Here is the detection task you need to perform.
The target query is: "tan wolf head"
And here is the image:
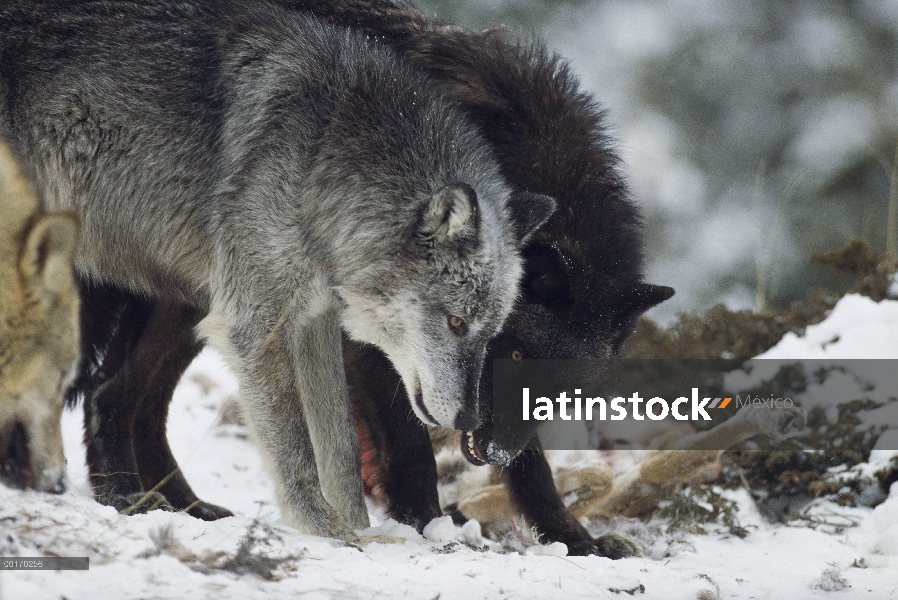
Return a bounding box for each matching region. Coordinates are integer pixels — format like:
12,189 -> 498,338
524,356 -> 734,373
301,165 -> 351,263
0,140 -> 80,493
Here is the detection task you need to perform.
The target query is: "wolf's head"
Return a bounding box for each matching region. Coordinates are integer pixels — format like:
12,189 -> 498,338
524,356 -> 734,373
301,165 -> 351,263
338,181 -> 555,430
0,141 -> 80,493
461,266 -> 674,467
284,34 -> 556,431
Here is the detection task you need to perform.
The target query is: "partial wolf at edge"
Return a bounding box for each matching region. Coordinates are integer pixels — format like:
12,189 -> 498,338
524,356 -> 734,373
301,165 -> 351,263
56,0 -> 674,559
0,0 -> 554,541
0,139 -> 80,495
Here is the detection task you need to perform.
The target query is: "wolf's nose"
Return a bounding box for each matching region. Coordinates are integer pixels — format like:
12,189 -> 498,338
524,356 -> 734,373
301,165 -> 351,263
454,409 -> 480,431
48,472 -> 68,494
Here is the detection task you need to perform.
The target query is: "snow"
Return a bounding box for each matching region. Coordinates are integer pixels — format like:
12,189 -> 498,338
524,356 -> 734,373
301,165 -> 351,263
4,294 -> 898,598
523,542 -> 567,557
459,520 -> 485,546
854,483 -> 898,558
422,516 -> 458,543
757,294 -> 898,359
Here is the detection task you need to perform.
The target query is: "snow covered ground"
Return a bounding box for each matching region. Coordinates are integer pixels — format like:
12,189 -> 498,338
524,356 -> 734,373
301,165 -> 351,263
3,293 -> 898,599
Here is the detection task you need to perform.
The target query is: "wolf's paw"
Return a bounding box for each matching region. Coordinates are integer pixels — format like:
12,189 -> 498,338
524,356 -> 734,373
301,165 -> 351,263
184,500 -> 233,521
112,491 -> 175,515
568,533 -> 641,559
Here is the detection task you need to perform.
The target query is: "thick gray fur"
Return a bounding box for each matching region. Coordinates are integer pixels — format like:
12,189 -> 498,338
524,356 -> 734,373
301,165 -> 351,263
0,0 -> 555,539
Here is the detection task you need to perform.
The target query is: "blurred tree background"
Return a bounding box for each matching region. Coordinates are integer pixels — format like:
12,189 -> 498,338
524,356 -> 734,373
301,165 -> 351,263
414,0 -> 898,322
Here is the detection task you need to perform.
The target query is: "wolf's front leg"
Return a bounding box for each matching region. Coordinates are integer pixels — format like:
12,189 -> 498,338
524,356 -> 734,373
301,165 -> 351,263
233,310 -> 365,540
505,436 -> 640,559
293,310 -> 369,530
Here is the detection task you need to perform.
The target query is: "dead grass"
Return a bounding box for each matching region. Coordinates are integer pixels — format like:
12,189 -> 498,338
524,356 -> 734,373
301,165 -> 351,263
139,519 -> 307,581
622,239 -> 898,528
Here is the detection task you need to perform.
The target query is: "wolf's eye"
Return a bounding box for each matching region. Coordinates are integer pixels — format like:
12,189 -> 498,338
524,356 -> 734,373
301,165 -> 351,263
511,349 -> 523,362
448,315 -> 467,335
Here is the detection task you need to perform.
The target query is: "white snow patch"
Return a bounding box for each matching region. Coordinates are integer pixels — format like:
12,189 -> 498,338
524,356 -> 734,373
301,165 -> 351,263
357,518 -> 422,543
758,294 -> 898,359
525,542 -> 568,557
422,516 -> 458,544
855,483 -> 898,557
459,519 -> 484,546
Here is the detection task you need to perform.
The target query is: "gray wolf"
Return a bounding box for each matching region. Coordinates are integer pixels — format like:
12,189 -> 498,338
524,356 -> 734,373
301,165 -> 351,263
0,0 -> 554,540
0,139 -> 80,494
63,0 -> 674,557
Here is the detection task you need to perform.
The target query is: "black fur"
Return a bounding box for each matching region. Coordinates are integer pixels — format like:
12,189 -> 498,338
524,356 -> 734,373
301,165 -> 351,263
73,281 -> 231,519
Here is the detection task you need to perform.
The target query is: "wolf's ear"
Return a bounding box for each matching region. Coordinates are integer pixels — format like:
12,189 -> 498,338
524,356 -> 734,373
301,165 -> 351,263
508,192 -> 556,245
20,212 -> 80,304
621,283 -> 675,318
420,183 -> 479,243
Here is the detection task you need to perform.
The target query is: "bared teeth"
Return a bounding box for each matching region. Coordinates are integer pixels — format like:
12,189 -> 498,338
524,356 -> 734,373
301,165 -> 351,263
461,431 -> 486,465
465,431 -> 485,464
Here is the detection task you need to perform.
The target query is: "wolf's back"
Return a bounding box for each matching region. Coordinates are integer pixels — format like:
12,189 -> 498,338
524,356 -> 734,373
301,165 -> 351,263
0,0 -> 499,303
0,0 -> 234,297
